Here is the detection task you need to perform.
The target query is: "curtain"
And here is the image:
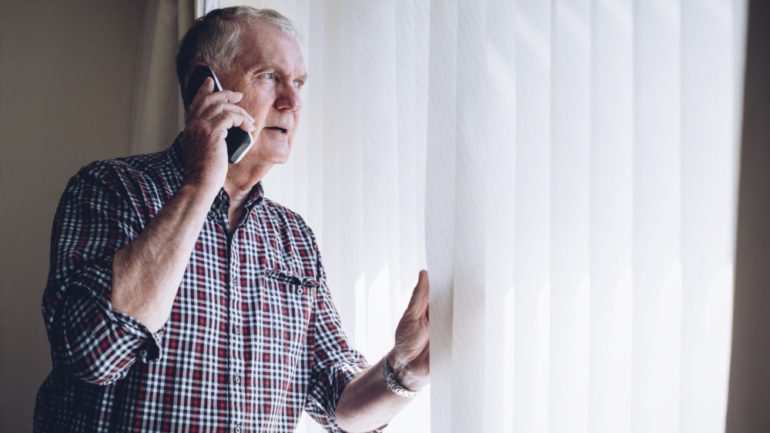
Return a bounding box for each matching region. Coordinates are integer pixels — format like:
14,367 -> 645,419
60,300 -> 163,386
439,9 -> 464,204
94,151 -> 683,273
152,1 -> 748,431
129,0 -> 196,154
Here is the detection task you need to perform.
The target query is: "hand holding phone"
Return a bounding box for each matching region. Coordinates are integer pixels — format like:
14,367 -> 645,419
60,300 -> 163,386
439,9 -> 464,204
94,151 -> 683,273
184,65 -> 254,164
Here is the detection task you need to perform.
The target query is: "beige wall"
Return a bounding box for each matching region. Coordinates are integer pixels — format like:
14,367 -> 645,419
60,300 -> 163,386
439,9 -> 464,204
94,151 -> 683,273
0,0 -> 147,430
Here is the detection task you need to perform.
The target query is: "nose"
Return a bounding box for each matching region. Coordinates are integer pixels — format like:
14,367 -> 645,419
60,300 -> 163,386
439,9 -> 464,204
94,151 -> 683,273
275,82 -> 301,112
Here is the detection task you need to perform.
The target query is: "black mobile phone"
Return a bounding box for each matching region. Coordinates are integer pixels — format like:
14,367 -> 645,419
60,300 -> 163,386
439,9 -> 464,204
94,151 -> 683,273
185,65 -> 253,164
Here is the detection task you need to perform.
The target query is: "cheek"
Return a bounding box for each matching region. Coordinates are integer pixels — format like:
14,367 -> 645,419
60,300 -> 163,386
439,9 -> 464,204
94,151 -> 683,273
242,94 -> 273,120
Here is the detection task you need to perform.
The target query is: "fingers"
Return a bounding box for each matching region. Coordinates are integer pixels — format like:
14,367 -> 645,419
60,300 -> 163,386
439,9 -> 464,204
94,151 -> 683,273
185,77 -> 256,135
210,111 -> 257,134
203,103 -> 256,129
406,269 -> 429,319
188,78 -> 245,119
194,90 -> 243,115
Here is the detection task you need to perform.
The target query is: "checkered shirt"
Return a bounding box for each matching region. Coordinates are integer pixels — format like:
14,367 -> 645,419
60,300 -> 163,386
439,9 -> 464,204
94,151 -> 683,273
34,138 -> 373,433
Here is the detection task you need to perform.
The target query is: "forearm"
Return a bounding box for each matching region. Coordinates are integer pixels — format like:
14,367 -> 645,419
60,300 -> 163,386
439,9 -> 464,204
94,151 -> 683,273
335,352 -> 423,433
111,182 -> 217,332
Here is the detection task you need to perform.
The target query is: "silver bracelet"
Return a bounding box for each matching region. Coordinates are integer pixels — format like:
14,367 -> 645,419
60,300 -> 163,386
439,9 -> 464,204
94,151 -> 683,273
381,357 -> 418,399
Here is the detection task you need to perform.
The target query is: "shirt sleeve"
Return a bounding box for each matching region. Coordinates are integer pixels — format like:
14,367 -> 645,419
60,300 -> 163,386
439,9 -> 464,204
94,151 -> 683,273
303,233 -> 384,432
42,164 -> 164,386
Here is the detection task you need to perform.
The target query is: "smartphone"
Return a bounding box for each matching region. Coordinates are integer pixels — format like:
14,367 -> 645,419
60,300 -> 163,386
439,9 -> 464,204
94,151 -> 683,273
185,65 -> 254,164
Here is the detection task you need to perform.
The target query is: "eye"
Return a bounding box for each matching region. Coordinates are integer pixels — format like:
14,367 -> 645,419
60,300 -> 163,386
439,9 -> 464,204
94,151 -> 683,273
292,79 -> 305,89
260,72 -> 276,80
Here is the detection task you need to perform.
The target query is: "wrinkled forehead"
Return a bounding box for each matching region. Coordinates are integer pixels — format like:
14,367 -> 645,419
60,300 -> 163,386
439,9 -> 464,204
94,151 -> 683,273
236,20 -> 306,75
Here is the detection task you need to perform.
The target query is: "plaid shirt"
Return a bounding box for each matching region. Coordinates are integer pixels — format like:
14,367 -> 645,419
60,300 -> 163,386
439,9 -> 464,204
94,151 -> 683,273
34,138 -> 372,433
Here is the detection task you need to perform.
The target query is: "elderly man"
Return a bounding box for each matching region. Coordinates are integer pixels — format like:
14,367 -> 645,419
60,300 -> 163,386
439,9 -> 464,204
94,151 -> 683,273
34,7 -> 429,433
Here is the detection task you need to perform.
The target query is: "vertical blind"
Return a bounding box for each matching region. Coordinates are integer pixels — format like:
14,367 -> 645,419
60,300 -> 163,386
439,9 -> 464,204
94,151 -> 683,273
211,1 -> 747,432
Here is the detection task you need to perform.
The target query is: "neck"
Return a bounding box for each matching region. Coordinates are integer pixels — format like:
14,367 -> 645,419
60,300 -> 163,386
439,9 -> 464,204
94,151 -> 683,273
224,159 -> 273,205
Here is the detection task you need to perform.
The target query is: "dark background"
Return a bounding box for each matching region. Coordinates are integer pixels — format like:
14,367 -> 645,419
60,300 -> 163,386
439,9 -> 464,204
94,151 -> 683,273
0,0 -> 148,429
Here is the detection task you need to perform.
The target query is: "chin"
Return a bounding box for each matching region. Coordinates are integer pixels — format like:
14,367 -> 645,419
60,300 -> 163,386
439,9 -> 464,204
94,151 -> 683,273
249,140 -> 292,165
257,149 -> 291,165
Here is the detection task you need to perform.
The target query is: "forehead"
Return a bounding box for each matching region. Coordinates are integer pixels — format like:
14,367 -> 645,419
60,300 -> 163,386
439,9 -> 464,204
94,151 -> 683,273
236,20 -> 306,75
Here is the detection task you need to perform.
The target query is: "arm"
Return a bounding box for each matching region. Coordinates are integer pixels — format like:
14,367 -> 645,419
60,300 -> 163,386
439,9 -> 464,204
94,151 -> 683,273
43,171 -> 217,384
334,271 -> 430,433
111,78 -> 255,332
109,181 -> 216,332
43,169 -> 160,385
43,79 -> 255,385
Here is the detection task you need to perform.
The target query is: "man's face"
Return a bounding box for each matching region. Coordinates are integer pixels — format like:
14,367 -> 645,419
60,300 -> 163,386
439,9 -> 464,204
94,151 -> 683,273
219,21 -> 306,166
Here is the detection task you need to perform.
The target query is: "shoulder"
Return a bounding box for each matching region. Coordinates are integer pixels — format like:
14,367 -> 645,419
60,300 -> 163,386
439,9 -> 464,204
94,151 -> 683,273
68,148 -> 179,198
59,147 -> 181,229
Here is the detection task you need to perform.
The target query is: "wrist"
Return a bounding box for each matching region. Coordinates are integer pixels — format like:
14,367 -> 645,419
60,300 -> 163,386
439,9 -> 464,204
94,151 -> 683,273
381,356 -> 418,399
180,179 -> 220,202
385,350 -> 426,392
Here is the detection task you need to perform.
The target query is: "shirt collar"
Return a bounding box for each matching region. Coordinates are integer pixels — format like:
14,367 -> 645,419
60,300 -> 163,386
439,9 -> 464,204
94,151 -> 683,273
236,182 -> 265,211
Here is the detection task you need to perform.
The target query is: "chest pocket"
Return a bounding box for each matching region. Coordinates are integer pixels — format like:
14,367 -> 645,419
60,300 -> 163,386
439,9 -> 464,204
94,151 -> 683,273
259,268 -> 317,364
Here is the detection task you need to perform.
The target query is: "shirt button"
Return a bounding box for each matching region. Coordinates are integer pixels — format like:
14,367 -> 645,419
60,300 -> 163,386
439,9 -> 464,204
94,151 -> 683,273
296,287 -> 304,295
233,326 -> 240,335
234,375 -> 241,384
235,426 -> 241,433
139,349 -> 148,359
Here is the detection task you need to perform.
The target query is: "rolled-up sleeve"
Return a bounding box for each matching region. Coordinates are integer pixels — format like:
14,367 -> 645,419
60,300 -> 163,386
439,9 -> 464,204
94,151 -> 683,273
42,164 -> 163,386
303,232 -> 382,432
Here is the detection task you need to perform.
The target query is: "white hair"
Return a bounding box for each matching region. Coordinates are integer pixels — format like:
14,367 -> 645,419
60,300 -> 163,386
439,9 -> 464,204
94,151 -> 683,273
176,6 -> 300,107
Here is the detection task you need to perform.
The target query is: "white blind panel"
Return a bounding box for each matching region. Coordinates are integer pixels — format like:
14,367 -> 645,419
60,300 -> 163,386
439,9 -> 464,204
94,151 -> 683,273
452,0 -> 488,432
679,0 -> 740,432
513,1 -> 552,432
424,0 -> 458,432
483,1 -> 518,432
632,1 -> 683,433
213,1 -> 746,432
551,0 -> 592,432
589,1 -> 634,433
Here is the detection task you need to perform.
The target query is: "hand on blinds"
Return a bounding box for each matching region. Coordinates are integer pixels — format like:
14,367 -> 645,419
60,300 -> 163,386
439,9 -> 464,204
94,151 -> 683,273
387,270 -> 430,392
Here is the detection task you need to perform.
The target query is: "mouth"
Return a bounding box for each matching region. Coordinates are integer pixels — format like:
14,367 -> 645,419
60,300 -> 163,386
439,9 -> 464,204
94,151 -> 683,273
264,126 -> 288,134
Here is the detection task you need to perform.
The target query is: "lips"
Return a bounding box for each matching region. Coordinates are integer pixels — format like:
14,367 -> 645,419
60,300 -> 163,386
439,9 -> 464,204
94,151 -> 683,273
265,126 -> 288,134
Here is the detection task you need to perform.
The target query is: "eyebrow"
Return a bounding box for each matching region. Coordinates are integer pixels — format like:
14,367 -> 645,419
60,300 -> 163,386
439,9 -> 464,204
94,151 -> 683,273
249,63 -> 308,82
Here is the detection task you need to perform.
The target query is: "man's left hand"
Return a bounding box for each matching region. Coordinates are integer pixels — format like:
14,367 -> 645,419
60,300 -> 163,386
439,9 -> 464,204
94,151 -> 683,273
387,270 -> 430,391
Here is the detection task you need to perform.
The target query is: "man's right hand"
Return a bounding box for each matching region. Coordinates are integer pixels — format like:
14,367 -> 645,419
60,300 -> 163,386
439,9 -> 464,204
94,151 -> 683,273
179,77 -> 256,194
